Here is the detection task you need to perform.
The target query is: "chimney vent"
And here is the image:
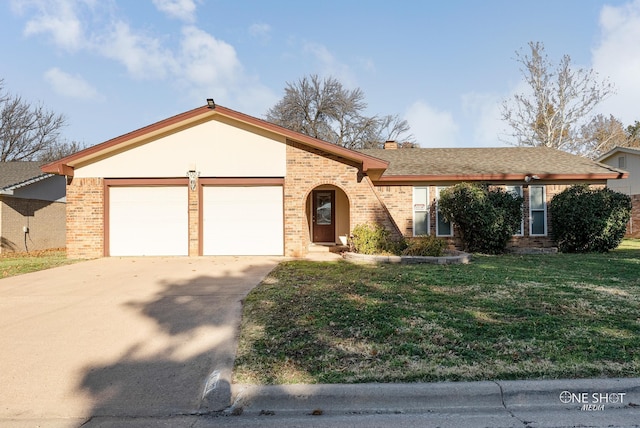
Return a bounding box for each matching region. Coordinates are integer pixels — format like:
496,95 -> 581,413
384,140 -> 398,150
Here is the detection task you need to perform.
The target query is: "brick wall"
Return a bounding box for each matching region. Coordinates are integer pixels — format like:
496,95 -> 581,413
374,183 -> 593,251
0,196 -> 66,253
66,177 -> 104,259
626,195 -> 640,238
284,141 -> 400,257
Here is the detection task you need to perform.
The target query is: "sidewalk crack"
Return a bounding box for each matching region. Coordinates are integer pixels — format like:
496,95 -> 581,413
493,380 -> 530,426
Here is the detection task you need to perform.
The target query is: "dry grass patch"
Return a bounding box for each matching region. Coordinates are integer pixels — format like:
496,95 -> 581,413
234,240 -> 640,384
0,249 -> 76,278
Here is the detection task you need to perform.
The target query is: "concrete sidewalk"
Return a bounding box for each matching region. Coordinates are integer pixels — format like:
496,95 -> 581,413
78,378 -> 640,427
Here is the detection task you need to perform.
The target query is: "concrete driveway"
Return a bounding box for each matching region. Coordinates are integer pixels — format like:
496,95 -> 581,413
0,256 -> 280,426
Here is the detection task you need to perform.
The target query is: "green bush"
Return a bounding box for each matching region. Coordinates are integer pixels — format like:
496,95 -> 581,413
438,183 -> 523,254
401,235 -> 447,257
349,223 -> 406,255
549,185 -> 631,253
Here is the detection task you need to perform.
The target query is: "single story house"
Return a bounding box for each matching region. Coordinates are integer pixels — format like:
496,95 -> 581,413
597,147 -> 640,237
1,162 -> 66,253
41,103 -> 627,258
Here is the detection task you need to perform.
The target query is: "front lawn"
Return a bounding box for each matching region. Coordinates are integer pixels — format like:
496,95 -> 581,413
0,249 -> 75,278
234,240 -> 640,384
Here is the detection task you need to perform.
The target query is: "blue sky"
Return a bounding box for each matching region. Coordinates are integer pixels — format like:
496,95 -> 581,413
1,0 -> 639,149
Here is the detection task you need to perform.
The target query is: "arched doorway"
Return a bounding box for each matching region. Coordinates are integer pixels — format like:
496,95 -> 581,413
306,184 -> 350,245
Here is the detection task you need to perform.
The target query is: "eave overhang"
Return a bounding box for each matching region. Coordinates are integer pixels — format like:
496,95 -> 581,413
372,171 -> 628,184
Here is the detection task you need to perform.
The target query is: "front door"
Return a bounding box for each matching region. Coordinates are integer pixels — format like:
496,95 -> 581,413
312,190 -> 335,243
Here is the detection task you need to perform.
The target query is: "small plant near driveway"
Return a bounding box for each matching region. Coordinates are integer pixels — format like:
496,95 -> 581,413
234,240 -> 640,384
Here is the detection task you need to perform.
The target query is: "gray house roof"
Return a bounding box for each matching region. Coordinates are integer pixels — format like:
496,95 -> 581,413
0,162 -> 51,191
359,147 -> 626,181
596,146 -> 640,162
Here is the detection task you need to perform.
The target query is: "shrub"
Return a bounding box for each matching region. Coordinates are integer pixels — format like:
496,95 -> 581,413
349,223 -> 406,255
438,183 -> 523,254
401,235 -> 447,257
549,185 -> 631,253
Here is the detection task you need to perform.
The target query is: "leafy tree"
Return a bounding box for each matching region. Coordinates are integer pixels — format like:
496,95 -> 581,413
579,114 -> 638,159
0,78 -> 81,162
438,183 -> 523,254
549,185 -> 631,252
627,120 -> 640,141
501,42 -> 614,156
266,74 -> 414,149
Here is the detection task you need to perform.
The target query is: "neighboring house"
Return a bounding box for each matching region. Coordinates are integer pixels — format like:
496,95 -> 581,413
0,162 -> 66,253
41,104 -> 626,258
597,147 -> 640,237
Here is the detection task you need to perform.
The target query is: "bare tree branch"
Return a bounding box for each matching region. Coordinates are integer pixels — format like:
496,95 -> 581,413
0,78 -> 70,162
501,42 -> 614,157
266,74 -> 414,149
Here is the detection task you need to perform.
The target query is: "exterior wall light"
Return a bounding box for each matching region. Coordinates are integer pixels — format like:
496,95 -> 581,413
206,98 -> 216,109
187,169 -> 200,191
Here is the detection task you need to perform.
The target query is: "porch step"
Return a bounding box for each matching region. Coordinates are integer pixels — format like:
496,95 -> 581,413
308,244 -> 349,253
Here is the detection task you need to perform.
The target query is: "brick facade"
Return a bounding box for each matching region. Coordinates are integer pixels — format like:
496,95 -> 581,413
0,196 -> 66,253
283,140 -> 400,257
375,183 -> 588,251
66,177 -> 104,259
627,195 -> 640,238
62,145 -> 613,258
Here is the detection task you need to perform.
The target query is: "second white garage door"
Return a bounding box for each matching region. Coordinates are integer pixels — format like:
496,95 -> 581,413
109,186 -> 189,256
202,186 -> 283,255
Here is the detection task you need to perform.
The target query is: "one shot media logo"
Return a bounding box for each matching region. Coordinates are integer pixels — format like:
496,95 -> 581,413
559,390 -> 626,411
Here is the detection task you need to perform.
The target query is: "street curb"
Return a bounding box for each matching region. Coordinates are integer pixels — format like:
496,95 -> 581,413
229,378 -> 640,416
230,382 -> 505,415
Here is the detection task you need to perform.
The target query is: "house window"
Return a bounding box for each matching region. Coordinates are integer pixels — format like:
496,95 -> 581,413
529,185 -> 547,236
618,156 -> 626,169
412,187 -> 429,236
436,187 -> 452,237
505,185 -> 524,236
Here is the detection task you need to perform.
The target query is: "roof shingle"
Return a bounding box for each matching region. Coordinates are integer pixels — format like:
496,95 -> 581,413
0,162 -> 48,189
358,147 -> 623,179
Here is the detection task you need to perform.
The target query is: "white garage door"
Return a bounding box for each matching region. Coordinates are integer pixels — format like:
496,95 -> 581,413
203,186 -> 283,255
109,186 -> 188,256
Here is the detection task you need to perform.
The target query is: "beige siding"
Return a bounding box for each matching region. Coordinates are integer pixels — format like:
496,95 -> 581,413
74,118 -> 286,179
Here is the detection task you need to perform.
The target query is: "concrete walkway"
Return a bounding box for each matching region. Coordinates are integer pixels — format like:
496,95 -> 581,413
0,256 -> 280,426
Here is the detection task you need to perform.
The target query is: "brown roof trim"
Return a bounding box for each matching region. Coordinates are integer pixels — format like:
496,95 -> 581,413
374,171 -> 628,183
41,104 -> 388,176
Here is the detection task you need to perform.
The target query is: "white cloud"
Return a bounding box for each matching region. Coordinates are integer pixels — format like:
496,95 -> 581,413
44,67 -> 101,100
98,21 -> 178,80
404,101 -> 459,148
11,0 -> 277,112
592,0 -> 640,124
303,42 -> 357,87
152,0 -> 198,23
461,92 -> 507,147
12,0 -> 86,51
179,26 -> 242,91
249,23 -> 271,42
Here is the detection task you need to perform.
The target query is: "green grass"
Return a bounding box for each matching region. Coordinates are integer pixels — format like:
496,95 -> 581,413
0,249 -> 75,278
234,239 -> 640,384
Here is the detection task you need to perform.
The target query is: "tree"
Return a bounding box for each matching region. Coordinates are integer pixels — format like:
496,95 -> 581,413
0,78 -> 80,162
579,114 -> 635,159
266,74 -> 414,149
501,42 -> 614,155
